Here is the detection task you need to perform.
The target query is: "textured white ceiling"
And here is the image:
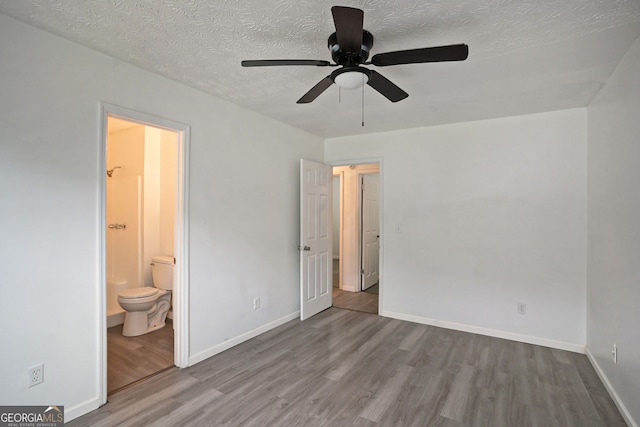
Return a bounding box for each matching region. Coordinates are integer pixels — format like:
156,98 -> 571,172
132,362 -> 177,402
1,0 -> 639,137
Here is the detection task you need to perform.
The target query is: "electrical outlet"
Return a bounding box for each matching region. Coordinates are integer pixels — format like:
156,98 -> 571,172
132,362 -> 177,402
612,344 -> 617,364
28,364 -> 44,387
517,303 -> 526,315
253,297 -> 260,310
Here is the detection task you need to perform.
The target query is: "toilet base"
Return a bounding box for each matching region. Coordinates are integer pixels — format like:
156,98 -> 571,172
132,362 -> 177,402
121,292 -> 171,337
122,311 -> 154,336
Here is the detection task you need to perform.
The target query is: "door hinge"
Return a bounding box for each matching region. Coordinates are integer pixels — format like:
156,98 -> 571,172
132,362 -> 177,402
360,268 -> 365,275
174,257 -> 176,265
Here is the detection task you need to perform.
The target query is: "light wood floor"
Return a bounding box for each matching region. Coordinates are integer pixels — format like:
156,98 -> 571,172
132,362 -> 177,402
107,319 -> 174,394
70,308 -> 625,426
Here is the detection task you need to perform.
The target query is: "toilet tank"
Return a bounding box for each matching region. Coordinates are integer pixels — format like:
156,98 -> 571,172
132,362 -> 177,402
151,256 -> 174,290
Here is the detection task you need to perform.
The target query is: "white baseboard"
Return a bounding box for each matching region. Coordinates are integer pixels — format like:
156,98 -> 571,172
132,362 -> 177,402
585,347 -> 637,427
381,310 -> 585,354
188,311 -> 300,366
340,284 -> 358,292
64,396 -> 101,422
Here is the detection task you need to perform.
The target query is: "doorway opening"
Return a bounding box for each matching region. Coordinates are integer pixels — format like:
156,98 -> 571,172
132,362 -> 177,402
100,104 -> 190,403
332,163 -> 380,314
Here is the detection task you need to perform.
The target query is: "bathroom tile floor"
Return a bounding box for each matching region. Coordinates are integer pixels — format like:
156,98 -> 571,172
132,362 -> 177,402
107,319 -> 174,395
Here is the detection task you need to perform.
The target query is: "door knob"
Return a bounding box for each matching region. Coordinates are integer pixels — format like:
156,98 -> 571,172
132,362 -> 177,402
298,245 -> 311,251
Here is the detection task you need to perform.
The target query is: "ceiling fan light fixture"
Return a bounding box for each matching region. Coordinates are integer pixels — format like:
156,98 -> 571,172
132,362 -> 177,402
333,68 -> 370,90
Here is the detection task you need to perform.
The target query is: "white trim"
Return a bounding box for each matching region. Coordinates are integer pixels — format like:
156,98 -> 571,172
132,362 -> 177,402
99,103 -> 191,406
64,397 -> 101,423
64,397 -> 102,423
381,310 -> 586,354
585,347 -> 638,427
173,124 -> 191,369
189,311 -> 300,366
97,105 -> 108,406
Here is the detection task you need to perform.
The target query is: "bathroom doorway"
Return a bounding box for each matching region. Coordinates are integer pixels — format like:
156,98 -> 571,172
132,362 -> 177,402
100,104 -> 190,402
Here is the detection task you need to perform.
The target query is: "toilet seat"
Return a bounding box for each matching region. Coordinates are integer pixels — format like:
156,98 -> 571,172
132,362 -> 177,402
119,287 -> 159,299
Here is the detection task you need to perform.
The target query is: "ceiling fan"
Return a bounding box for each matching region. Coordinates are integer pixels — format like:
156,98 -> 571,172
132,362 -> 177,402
241,6 -> 469,104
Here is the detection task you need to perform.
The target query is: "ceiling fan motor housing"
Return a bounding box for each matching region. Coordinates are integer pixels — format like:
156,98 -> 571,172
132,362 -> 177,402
328,30 -> 374,65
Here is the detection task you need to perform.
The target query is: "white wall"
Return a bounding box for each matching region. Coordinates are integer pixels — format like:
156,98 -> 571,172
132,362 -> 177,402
0,13 -> 322,420
159,128 -> 177,259
325,109 -> 588,349
143,126 -> 177,286
587,34 -> 640,426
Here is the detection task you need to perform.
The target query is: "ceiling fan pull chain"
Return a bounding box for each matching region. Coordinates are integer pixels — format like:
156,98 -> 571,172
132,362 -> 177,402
362,74 -> 365,127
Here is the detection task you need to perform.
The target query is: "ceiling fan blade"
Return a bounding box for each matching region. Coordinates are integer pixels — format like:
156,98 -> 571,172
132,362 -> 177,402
331,6 -> 364,54
366,70 -> 408,102
297,76 -> 334,104
242,59 -> 331,67
371,44 -> 469,67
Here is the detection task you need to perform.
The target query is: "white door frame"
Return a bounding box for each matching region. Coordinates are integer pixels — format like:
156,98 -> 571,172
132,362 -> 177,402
99,103 -> 190,404
329,158 -> 383,313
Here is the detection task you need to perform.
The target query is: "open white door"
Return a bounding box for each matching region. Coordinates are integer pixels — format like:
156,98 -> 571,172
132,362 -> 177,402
300,159 -> 333,320
361,173 -> 380,290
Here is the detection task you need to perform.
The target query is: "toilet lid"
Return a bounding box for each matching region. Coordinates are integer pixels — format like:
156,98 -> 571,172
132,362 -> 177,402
119,287 -> 159,299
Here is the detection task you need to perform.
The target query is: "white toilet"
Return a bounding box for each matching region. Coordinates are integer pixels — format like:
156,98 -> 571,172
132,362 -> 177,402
118,256 -> 174,337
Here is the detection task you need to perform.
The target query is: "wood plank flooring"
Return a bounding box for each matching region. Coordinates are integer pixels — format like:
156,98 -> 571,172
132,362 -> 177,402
71,308 -> 626,426
332,258 -> 379,314
333,287 -> 378,314
107,319 -> 174,394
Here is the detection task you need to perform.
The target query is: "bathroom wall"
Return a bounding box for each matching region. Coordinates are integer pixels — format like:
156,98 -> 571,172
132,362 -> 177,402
105,122 -> 176,323
143,126 -> 177,286
107,124 -> 145,291
107,122 -> 176,308
159,129 -> 176,260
